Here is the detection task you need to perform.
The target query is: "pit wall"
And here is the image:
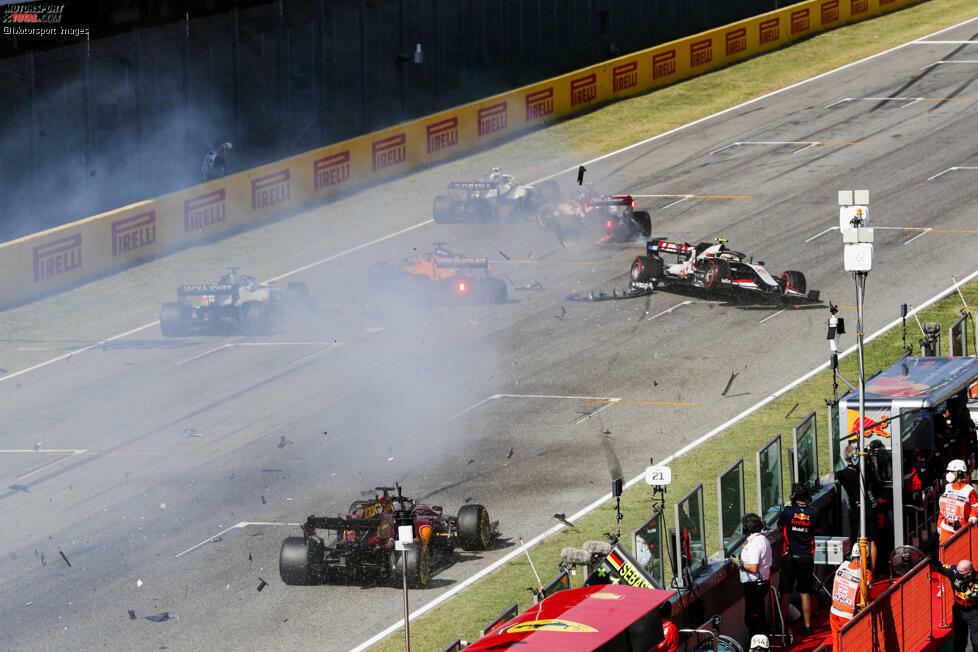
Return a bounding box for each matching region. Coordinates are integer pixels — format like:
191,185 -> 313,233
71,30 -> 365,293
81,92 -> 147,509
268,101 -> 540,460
0,0 -> 923,308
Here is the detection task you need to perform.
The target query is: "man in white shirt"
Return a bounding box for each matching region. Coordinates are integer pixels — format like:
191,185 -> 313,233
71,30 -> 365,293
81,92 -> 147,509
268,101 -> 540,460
735,512 -> 773,640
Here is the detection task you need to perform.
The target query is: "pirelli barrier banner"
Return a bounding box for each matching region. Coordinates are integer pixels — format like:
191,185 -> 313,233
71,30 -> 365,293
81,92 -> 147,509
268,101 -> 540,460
0,0 -> 923,307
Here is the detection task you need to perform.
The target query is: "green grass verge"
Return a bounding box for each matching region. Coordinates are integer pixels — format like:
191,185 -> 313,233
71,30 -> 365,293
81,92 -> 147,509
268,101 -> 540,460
368,1 -> 978,650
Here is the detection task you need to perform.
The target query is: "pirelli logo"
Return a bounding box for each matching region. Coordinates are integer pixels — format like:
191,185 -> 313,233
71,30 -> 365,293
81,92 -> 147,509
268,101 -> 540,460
525,88 -> 554,120
426,117 -> 458,154
185,189 -> 226,233
791,9 -> 810,34
851,0 -> 868,14
34,233 -> 81,282
112,211 -> 156,257
652,50 -> 676,79
821,0 -> 840,24
612,61 -> 638,92
314,151 -> 350,191
251,170 -> 291,210
477,102 -> 507,137
570,73 -> 597,107
372,133 -> 406,171
726,28 -> 747,56
759,18 -> 780,45
690,38 -> 712,67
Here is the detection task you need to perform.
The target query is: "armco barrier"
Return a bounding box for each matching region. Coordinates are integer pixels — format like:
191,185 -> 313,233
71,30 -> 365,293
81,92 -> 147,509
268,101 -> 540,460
837,557 -> 933,652
0,0 -> 925,308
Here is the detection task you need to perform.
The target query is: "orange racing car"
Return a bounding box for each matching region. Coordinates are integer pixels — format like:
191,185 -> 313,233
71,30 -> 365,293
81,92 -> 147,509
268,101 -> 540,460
368,244 -> 508,304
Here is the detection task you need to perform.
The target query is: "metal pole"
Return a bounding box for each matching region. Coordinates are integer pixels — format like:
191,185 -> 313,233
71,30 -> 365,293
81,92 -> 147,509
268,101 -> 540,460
401,551 -> 410,652
856,271 -> 870,607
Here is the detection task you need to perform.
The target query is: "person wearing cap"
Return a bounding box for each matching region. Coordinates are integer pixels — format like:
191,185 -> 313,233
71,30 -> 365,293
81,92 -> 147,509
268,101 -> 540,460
936,558 -> 978,651
938,459 -> 978,546
749,634 -> 771,651
650,600 -> 678,652
734,513 -> 773,640
777,483 -> 819,637
829,548 -> 872,650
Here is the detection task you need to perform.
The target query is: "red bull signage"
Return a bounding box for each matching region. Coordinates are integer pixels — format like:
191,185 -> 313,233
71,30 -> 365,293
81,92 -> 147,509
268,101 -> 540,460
570,73 -> 597,107
184,189 -> 226,233
111,211 -> 156,256
313,151 -> 350,190
372,133 -> 406,171
34,233 -> 82,282
525,87 -> 554,120
652,50 -> 676,80
477,102 -> 508,137
821,0 -> 840,24
251,169 -> 291,210
426,117 -> 458,154
690,38 -> 713,67
612,61 -> 638,92
725,28 -> 747,56
759,18 -> 780,45
850,0 -> 868,14
791,8 -> 811,35
847,409 -> 891,440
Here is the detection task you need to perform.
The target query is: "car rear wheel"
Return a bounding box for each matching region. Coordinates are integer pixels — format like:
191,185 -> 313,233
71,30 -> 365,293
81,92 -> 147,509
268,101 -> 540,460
536,205 -> 560,231
630,256 -> 663,285
632,210 -> 652,238
394,544 -> 431,589
780,270 -> 807,296
699,259 -> 731,290
280,537 -> 323,585
433,195 -> 458,223
458,504 -> 492,551
486,278 -> 507,304
160,302 -> 190,337
242,301 -> 267,334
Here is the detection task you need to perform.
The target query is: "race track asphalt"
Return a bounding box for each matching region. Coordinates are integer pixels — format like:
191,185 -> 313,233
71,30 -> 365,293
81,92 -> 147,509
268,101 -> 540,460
1,20 -> 977,651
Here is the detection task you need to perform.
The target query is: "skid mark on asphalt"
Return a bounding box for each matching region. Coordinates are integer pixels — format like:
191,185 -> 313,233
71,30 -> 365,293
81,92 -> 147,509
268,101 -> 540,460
177,341 -> 343,366
709,140 -> 869,155
824,96 -> 970,109
450,393 -> 697,422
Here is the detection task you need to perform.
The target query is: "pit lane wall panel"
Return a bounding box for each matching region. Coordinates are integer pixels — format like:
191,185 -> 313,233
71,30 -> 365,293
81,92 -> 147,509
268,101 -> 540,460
0,0 -> 922,308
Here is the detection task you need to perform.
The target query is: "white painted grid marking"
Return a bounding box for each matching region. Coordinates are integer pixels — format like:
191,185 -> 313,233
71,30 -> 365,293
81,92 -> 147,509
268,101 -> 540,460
822,96 -> 972,109
921,60 -> 978,69
450,393 -> 622,421
903,228 -> 932,245
929,166 -> 978,181
174,521 -> 301,558
804,226 -> 839,243
708,141 -> 868,155
574,398 -> 621,424
758,310 -> 784,324
648,300 -> 696,321
17,450 -> 87,480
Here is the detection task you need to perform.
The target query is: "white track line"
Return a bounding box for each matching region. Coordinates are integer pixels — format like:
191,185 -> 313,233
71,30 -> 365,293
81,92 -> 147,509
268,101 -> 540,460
174,521 -> 301,559
903,228 -> 932,245
574,398 -> 621,424
913,40 -> 978,44
708,141 -> 856,155
805,226 -> 839,243
929,166 -> 978,181
178,343 -> 233,365
648,300 -> 696,320
758,310 -> 785,324
350,17 -> 978,648
662,196 -> 692,209
17,450 -> 87,480
921,60 -> 978,69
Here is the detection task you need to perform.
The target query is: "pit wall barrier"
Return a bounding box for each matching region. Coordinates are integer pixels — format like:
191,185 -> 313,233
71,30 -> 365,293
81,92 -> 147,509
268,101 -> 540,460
0,0 -> 924,308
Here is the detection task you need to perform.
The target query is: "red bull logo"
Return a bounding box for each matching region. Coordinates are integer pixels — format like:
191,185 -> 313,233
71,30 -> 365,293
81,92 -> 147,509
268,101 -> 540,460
477,102 -> 508,137
313,151 -> 350,191
726,28 -> 747,56
821,0 -> 840,24
612,61 -> 638,92
759,18 -> 780,45
525,88 -> 554,120
111,211 -> 156,256
791,9 -> 810,35
34,233 -> 81,282
570,73 -> 597,107
251,169 -> 291,210
372,133 -> 406,171
690,38 -> 713,67
426,117 -> 458,154
794,512 -> 812,524
847,413 -> 891,439
652,50 -> 676,79
184,189 -> 226,233
851,0 -> 868,14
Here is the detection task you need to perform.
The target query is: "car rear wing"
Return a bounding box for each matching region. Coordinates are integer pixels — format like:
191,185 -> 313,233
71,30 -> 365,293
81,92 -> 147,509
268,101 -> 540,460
434,257 -> 489,269
447,181 -> 500,191
178,283 -> 237,297
647,239 -> 691,256
588,195 -> 634,207
302,515 -> 385,536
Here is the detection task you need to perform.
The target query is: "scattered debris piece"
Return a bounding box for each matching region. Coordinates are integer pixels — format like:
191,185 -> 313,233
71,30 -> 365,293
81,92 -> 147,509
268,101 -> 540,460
9,484 -> 29,493
601,428 -> 611,435
554,306 -> 567,320
256,578 -> 268,592
160,503 -> 166,510
567,286 -> 652,302
128,610 -> 137,620
248,553 -> 252,562
721,372 -> 739,397
277,436 -> 293,449
136,579 -> 143,588
553,513 -> 577,530
785,402 -> 799,419
464,497 -> 473,503
59,551 -> 71,567
387,457 -> 394,462
39,552 -> 46,566
514,281 -> 543,291
145,612 -> 169,623
229,473 -> 236,480
260,495 -> 266,505
467,459 -> 474,465
66,354 -> 72,362
528,251 -> 533,260
498,250 -> 511,260
183,428 -> 203,438
25,602 -> 32,606
33,442 -> 41,451
507,448 -> 514,459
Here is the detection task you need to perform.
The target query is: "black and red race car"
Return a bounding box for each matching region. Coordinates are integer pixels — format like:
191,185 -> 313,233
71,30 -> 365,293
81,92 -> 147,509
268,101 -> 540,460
537,186 -> 652,242
279,486 -> 498,588
629,237 -> 820,303
368,244 -> 508,304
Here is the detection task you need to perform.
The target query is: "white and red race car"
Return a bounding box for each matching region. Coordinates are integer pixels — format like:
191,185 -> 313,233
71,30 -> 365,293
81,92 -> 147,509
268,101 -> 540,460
629,237 -> 819,303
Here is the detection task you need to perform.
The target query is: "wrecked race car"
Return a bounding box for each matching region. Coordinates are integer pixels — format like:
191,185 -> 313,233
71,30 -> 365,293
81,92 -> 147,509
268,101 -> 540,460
433,169 -> 560,223
537,186 -> 652,242
368,244 -> 508,304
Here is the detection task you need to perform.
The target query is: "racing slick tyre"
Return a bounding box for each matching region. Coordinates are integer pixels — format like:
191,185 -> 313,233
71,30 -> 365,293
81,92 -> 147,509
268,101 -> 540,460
536,180 -> 561,207
432,195 -> 458,224
458,504 -> 492,551
698,258 -> 731,290
536,205 -> 560,231
630,256 -> 663,285
779,270 -> 807,296
279,537 -> 323,585
242,301 -> 268,335
631,210 -> 652,239
160,302 -> 190,337
368,262 -> 396,292
486,278 -> 508,304
394,544 -> 432,589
